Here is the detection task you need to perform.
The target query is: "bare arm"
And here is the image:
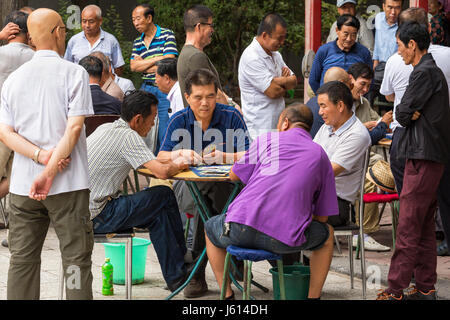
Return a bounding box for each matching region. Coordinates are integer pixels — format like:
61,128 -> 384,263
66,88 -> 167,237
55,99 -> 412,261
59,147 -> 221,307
157,149 -> 203,166
385,93 -> 395,102
312,215 -> 328,223
331,162 -> 345,177
229,168 -> 241,182
130,54 -> 176,73
143,158 -> 188,180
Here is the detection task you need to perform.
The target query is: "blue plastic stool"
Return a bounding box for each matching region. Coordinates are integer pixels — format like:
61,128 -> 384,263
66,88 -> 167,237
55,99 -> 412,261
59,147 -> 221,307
220,245 -> 286,300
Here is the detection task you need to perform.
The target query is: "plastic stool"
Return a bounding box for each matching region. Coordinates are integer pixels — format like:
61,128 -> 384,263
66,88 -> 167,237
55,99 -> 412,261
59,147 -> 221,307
220,245 -> 286,300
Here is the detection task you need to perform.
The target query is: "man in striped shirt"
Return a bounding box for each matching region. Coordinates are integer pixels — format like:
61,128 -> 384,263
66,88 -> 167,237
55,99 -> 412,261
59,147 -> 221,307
88,90 -> 192,292
131,4 -> 178,153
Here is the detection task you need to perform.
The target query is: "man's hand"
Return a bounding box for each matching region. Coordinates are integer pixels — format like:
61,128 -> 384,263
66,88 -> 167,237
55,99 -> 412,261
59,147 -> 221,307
203,150 -> 226,165
381,111 -> 393,125
412,111 -> 421,121
29,170 -> 55,201
0,23 -> 20,41
281,66 -> 291,78
39,149 -> 72,172
177,149 -> 203,166
364,121 -> 378,131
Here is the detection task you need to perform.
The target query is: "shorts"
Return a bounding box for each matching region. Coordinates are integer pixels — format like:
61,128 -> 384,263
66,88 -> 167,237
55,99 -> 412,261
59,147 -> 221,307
205,214 -> 330,255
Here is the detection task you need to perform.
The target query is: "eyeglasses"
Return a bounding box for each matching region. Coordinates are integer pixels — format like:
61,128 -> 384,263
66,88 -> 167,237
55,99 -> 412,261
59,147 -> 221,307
197,22 -> 214,28
51,25 -> 66,34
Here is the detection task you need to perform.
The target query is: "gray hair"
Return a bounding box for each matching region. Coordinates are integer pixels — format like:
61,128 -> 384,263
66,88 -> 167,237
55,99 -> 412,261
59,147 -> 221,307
82,5 -> 102,19
90,51 -> 110,73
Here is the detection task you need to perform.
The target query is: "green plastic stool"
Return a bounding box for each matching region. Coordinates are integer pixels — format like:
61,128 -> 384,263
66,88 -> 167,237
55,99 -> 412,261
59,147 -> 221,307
220,245 -> 286,300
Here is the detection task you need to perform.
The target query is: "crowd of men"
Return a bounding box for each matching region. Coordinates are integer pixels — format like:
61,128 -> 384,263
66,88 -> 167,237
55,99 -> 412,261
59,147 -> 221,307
0,1 -> 449,302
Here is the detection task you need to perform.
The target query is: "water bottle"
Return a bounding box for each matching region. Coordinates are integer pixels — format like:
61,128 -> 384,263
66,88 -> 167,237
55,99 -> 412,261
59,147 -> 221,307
102,258 -> 114,296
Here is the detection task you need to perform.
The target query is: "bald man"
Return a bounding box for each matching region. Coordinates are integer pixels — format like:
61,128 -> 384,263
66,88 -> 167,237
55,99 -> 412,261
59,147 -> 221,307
306,67 -> 352,137
0,8 -> 95,300
64,4 -> 125,76
204,104 -> 337,300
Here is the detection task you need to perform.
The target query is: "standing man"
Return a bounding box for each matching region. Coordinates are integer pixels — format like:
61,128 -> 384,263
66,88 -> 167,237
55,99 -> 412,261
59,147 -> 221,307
131,4 -> 177,153
238,13 -> 297,142
0,8 -> 94,300
64,4 -> 125,76
155,58 -> 184,118
378,22 -> 450,300
178,5 -> 232,108
327,0 -> 374,55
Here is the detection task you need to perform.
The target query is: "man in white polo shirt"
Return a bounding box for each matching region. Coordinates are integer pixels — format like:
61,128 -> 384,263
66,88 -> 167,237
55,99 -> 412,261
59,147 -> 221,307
238,13 -> 297,142
314,81 -> 371,227
0,9 -> 94,300
64,4 -> 125,76
155,58 -> 184,118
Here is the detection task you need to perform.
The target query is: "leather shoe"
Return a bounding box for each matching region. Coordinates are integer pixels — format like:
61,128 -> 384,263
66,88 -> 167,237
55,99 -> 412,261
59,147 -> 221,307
183,276 -> 208,298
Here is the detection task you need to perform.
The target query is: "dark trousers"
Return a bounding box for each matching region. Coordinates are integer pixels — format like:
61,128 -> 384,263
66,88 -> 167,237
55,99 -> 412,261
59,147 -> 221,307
438,163 -> 450,248
92,186 -> 187,287
389,127 -> 406,196
387,159 -> 445,295
328,197 -> 351,227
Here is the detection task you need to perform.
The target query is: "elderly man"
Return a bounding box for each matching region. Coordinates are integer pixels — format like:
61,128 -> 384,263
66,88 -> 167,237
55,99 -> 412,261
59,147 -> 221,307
155,58 -> 184,118
178,5 -> 233,108
79,55 -> 121,115
131,4 -> 177,152
88,90 -> 191,292
64,5 -> 125,76
309,14 -> 372,94
380,7 -> 450,257
205,104 -> 338,300
89,51 -> 124,101
377,22 -> 450,301
327,0 -> 374,54
238,13 -> 297,142
158,68 -> 249,298
313,81 -> 371,227
0,8 -> 94,300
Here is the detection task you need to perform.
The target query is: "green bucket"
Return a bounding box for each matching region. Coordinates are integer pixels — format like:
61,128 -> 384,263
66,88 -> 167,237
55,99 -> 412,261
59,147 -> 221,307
102,237 -> 151,285
269,263 -> 310,300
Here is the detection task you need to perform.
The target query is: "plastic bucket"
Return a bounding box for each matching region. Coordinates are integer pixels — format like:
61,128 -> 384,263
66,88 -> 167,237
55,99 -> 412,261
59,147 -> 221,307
269,263 -> 310,300
102,237 -> 151,285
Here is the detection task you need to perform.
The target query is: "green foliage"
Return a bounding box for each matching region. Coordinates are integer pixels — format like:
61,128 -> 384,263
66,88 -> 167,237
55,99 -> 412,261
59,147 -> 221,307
57,0 -> 81,43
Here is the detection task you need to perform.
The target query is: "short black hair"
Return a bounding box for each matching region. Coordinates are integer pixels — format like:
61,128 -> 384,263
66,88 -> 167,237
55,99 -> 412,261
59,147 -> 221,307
257,13 -> 287,36
185,69 -> 219,96
348,62 -> 374,80
183,5 -> 213,32
316,81 -> 354,111
396,21 -> 430,51
383,0 -> 403,4
156,58 -> 178,80
135,4 -> 155,19
79,55 -> 103,80
121,90 -> 158,122
337,14 -> 360,31
4,10 -> 28,34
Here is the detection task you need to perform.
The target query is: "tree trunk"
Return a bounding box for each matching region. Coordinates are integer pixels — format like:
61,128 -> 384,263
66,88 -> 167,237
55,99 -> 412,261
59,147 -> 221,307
1,0 -> 27,26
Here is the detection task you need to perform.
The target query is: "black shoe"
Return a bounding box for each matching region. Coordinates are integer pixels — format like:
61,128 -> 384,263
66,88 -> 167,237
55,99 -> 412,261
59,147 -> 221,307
405,286 -> 437,300
1,239 -> 7,248
437,242 -> 449,256
225,290 -> 235,300
183,276 -> 208,298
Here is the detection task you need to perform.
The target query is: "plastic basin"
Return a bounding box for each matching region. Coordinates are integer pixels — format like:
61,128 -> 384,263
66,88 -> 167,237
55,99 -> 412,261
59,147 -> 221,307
102,237 -> 151,285
269,264 -> 310,300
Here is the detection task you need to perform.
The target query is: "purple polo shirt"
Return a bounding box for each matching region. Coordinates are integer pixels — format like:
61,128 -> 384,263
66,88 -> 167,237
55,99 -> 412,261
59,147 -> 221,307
225,128 -> 338,247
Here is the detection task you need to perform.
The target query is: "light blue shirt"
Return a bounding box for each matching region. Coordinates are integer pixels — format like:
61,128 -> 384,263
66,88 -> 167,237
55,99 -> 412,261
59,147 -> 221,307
64,28 -> 125,69
373,12 -> 398,62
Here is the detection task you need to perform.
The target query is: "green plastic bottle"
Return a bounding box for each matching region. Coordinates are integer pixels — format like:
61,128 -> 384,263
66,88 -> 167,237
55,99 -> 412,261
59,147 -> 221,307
102,258 -> 114,296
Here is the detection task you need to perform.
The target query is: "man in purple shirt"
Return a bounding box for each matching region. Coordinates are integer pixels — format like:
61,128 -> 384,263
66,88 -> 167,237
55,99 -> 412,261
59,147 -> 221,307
204,104 -> 338,300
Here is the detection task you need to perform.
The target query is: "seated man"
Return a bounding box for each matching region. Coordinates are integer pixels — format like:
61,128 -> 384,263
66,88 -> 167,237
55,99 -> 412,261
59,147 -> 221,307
90,51 -> 124,101
88,90 -> 190,292
158,68 -> 250,298
313,81 -> 371,227
155,58 -> 184,119
79,55 -> 121,115
204,104 -> 337,300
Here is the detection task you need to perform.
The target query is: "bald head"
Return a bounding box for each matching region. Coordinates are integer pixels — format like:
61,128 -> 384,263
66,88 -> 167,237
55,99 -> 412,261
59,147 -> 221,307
277,103 -> 313,132
324,67 -> 350,85
28,8 -> 66,55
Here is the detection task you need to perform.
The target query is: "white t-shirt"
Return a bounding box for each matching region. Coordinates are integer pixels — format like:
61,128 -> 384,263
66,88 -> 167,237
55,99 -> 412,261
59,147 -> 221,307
314,114 -> 371,203
0,50 -> 94,196
238,37 -> 293,142
380,44 -> 450,131
167,81 -> 184,118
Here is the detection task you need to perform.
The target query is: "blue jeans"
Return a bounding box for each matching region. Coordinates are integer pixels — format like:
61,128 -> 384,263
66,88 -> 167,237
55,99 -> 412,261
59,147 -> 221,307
92,186 -> 187,287
140,82 -> 170,153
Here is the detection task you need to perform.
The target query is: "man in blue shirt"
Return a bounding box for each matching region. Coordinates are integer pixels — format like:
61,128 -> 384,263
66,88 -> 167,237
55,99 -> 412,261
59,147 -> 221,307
158,68 -> 249,299
309,14 -> 372,94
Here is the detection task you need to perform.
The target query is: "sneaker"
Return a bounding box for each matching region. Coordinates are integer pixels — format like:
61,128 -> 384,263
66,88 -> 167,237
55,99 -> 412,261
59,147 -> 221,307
376,290 -> 403,300
183,276 -> 208,298
437,242 -> 449,256
405,286 -> 437,300
353,235 -> 390,251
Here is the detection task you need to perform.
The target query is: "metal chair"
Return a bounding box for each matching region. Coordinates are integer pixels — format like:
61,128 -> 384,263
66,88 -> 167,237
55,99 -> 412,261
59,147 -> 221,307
58,229 -> 134,300
333,148 -> 370,299
221,245 -> 286,300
